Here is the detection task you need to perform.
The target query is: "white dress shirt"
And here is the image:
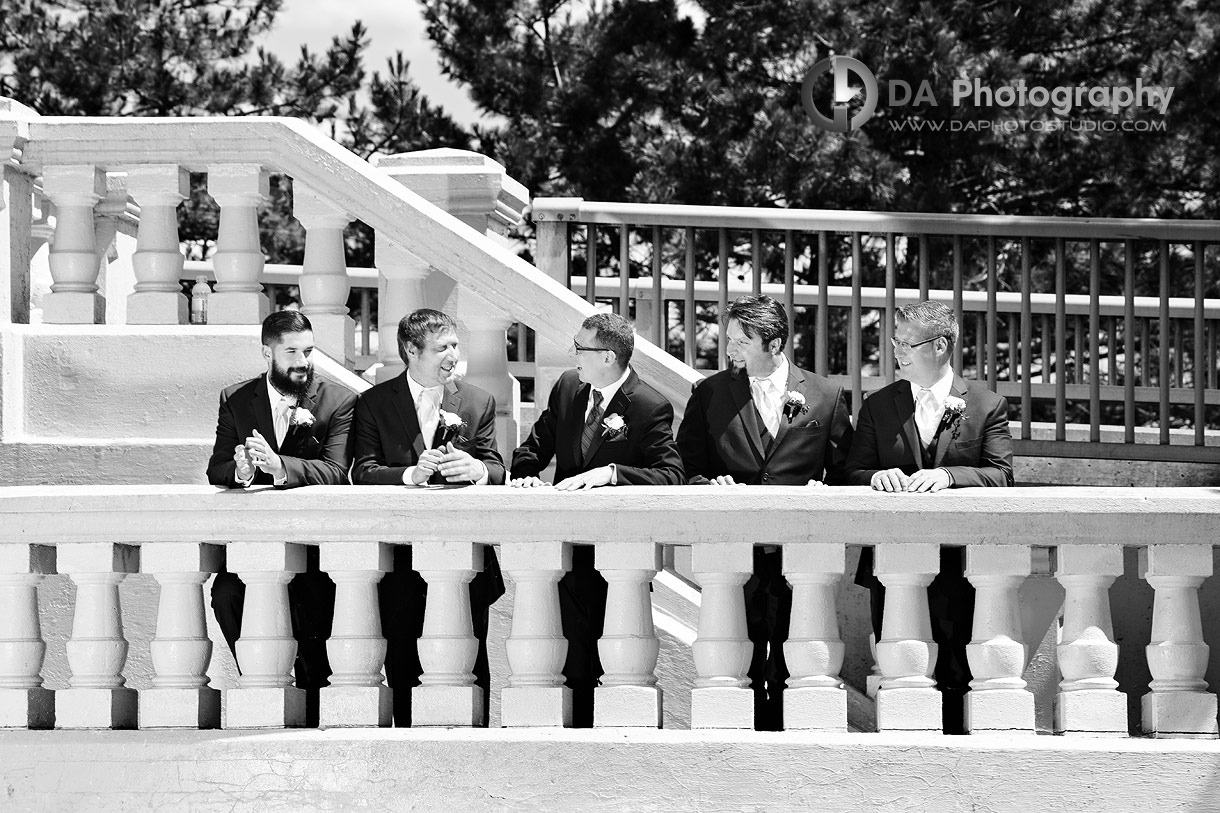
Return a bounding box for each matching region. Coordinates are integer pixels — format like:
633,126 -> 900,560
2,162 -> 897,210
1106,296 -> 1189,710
584,367 -> 631,485
910,370 -> 954,446
403,374 -> 489,486
749,356 -> 789,439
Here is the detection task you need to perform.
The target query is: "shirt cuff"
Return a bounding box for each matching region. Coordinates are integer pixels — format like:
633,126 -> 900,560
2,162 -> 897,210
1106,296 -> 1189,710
237,472 -> 255,488
609,463 -> 618,485
473,460 -> 490,485
403,466 -> 420,486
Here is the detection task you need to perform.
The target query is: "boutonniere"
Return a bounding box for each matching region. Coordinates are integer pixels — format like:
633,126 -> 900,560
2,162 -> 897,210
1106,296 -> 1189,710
938,395 -> 967,439
782,391 -> 811,424
601,413 -> 628,440
290,406 -> 315,430
435,409 -> 468,447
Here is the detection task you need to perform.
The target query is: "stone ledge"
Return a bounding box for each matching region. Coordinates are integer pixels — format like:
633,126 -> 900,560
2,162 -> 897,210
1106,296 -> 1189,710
1,729 -> 1217,812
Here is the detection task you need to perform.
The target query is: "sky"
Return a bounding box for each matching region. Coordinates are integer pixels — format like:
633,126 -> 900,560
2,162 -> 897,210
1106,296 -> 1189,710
260,0 -> 483,125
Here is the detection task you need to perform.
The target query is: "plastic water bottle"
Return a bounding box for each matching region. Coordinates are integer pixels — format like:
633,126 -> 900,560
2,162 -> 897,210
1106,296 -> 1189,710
190,276 -> 211,325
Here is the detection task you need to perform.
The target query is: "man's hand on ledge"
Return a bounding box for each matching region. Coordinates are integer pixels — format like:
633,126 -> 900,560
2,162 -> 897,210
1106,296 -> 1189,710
870,467 -> 950,493
435,443 -> 486,483
709,475 -> 737,486
554,465 -> 614,491
246,429 -> 284,480
509,476 -> 552,488
870,468 -> 910,493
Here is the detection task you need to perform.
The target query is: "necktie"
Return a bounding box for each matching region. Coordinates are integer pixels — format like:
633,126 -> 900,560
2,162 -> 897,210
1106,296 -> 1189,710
916,387 -> 939,445
418,386 -> 443,448
273,396 -> 292,446
751,378 -> 779,438
581,388 -> 604,461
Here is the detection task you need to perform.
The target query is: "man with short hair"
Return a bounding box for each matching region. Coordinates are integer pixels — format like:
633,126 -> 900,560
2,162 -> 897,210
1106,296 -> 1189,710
206,310 -> 356,714
846,300 -> 1014,733
352,308 -> 505,726
677,294 -> 853,730
510,311 -> 684,725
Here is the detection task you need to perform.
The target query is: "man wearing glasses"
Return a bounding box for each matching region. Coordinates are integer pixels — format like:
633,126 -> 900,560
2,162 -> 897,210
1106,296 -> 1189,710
846,300 -> 1013,733
510,311 -> 684,725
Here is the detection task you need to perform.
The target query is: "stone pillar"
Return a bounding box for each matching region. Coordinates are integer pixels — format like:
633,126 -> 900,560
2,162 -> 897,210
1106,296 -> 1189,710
690,542 -> 753,729
222,542 -> 307,729
1055,545 -> 1127,736
965,545 -> 1034,734
125,165 -> 188,325
449,286 -> 521,453
57,543 -> 139,729
2,164 -> 35,325
140,542 -> 223,728
320,542 -> 392,728
0,544 -> 55,729
40,165 -> 106,324
1141,544 -> 1218,738
532,200 -> 581,412
501,541 -> 571,727
596,541 -> 662,728
783,543 -> 847,731
374,238 -> 430,383
295,186 -> 355,366
874,543 -> 940,732
412,541 -> 484,727
207,164 -> 270,324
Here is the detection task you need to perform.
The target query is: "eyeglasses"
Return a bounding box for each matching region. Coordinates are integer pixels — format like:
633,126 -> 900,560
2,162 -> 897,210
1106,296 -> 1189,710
572,340 -> 611,354
891,336 -> 942,352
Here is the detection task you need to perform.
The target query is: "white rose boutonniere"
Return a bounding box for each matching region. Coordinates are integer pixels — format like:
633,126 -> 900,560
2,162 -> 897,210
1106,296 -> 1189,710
435,409 -> 469,447
782,391 -> 812,424
601,413 -> 628,440
938,395 -> 967,439
291,406 -> 315,429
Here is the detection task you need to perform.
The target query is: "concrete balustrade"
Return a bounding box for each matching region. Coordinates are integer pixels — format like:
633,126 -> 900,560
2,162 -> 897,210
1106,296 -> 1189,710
125,165 -> 189,325
412,541 -> 484,727
0,485 -> 1217,741
501,540 -> 571,727
874,542 -> 940,731
690,541 -> 753,730
295,186 -> 354,365
1055,544 -> 1127,735
206,164 -> 270,325
1141,544 -> 1218,738
41,164 -> 107,324
783,543 -> 847,731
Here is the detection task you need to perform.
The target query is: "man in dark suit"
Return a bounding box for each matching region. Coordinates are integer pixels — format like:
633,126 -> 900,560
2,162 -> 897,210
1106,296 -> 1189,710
510,312 -> 684,725
206,310 -> 356,720
845,300 -> 1014,733
677,295 -> 853,730
351,308 -> 506,726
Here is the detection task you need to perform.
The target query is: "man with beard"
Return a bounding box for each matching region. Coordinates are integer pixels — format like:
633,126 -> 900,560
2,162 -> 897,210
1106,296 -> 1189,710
206,310 -> 357,724
352,308 -> 506,727
676,295 -> 853,730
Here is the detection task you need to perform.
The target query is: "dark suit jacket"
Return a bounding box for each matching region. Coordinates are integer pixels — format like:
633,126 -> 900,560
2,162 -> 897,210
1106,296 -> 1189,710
206,375 -> 356,488
844,375 -> 1014,487
511,368 -> 684,485
677,362 -> 853,485
351,373 -> 506,485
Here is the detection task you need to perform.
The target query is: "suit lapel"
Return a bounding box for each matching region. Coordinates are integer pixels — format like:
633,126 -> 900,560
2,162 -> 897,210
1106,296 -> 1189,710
390,373 -> 427,460
893,383 -> 922,469
584,372 -> 633,464
768,361 -> 803,456
932,376 -> 969,468
437,382 -> 464,447
729,370 -> 767,465
251,376 -> 280,454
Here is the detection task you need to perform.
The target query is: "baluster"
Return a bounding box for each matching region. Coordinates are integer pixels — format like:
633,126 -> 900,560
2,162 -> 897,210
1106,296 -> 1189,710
596,541 -> 662,728
965,546 -> 1034,734
501,541 -> 571,727
58,543 -> 138,729
448,287 -> 521,453
320,542 -> 392,728
373,237 -> 430,383
874,543 -> 940,732
413,541 -> 483,727
295,186 -> 354,366
125,165 -> 188,325
0,544 -> 55,729
783,543 -> 846,731
1055,544 -> 1126,735
690,542 -> 753,729
1141,544 -> 1218,738
206,164 -> 269,324
40,165 -> 106,324
222,542 -> 306,729
140,542 -> 222,728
